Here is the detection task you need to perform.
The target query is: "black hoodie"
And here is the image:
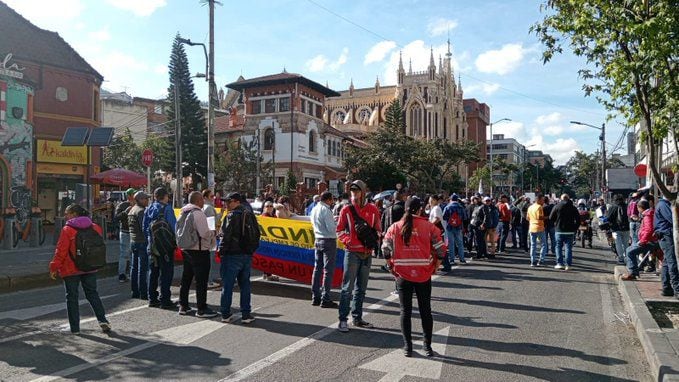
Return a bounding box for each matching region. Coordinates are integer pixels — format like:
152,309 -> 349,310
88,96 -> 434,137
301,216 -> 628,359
549,199 -> 580,233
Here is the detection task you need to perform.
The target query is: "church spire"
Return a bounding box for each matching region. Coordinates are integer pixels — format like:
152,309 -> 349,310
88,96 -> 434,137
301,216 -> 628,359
375,75 -> 380,94
408,58 -> 412,74
439,54 -> 443,73
429,47 -> 435,68
398,51 -> 404,71
349,78 -> 354,96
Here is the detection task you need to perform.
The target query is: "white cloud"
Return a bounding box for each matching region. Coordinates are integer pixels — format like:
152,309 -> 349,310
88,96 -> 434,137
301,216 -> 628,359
4,0 -> 84,31
465,82 -> 501,96
488,121 -> 524,140
364,41 -> 397,65
306,48 -> 348,73
427,17 -> 458,37
383,40 -> 462,85
88,27 -> 111,42
153,64 -> 168,75
475,43 -> 526,75
105,0 -> 167,17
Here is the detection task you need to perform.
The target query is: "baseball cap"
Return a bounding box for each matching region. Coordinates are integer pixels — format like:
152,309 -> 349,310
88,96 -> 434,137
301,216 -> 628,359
450,193 -> 459,201
350,180 -> 367,192
133,191 -> 149,203
483,196 -> 491,202
223,192 -> 242,202
126,188 -> 137,196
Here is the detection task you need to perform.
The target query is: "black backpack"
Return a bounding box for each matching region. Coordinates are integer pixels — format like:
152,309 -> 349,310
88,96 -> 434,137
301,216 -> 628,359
70,226 -> 107,272
239,210 -> 261,255
150,205 -> 177,259
349,205 -> 379,250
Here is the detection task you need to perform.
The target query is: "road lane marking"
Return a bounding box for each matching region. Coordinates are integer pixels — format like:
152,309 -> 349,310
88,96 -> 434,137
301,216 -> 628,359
218,269 -> 455,382
359,326 -> 450,382
29,319 -> 225,382
0,295 -> 117,321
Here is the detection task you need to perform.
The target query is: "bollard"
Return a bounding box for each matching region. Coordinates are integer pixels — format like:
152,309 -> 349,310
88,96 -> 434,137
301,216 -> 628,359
2,216 -> 14,250
29,217 -> 40,247
53,217 -> 64,245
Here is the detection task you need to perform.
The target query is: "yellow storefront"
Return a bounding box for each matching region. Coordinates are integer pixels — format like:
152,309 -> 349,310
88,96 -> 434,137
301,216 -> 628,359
36,139 -> 89,223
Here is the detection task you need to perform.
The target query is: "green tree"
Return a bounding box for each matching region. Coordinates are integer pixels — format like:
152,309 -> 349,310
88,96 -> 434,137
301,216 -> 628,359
102,128 -> 143,172
532,0 -> 678,247
215,138 -> 272,197
282,169 -> 297,196
166,34 -> 207,189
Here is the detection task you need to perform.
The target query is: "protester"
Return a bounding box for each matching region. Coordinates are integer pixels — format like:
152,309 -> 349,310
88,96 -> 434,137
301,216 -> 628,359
336,180 -> 381,332
549,194 -> 580,270
382,189 -> 407,231
143,187 -> 178,310
274,196 -> 295,219
114,188 -> 136,282
202,189 -> 221,287
496,195 -> 512,254
517,196 -> 531,252
628,192 -> 641,246
310,191 -> 339,308
306,194 -> 320,216
177,191 -> 218,318
49,203 -> 110,334
655,195 -> 678,297
428,195 -> 447,267
543,198 -> 556,256
261,200 -> 281,282
128,191 -> 149,299
622,200 -> 659,280
382,196 -> 445,357
218,192 -> 259,324
470,197 -> 488,259
465,196 -> 479,253
333,192 -> 350,217
214,191 -> 224,209
483,197 -> 499,257
442,194 -> 467,267
607,194 -> 630,264
509,202 -> 521,249
527,194 -> 548,266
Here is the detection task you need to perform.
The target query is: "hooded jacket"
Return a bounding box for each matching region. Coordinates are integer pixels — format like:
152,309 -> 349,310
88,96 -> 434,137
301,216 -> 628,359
638,208 -> 657,245
178,204 -> 215,251
442,201 -> 467,231
143,200 -> 177,244
50,217 -> 103,278
549,199 -> 580,233
654,198 -> 673,237
337,199 -> 381,254
606,201 -> 629,232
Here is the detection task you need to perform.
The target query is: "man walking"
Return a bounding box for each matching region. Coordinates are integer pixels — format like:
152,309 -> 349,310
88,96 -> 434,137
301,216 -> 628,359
442,194 -> 467,267
549,194 -> 580,270
607,194 -> 630,264
655,196 -> 678,297
310,191 -> 338,308
336,180 -> 380,332
219,192 -> 259,324
202,189 -> 221,287
509,202 -> 521,249
114,188 -> 136,282
518,196 -> 531,252
143,187 -> 177,310
527,194 -> 548,266
128,191 -> 149,299
496,195 -> 512,254
470,197 -> 488,260
543,199 -> 556,256
177,191 -> 217,318
482,197 -> 499,258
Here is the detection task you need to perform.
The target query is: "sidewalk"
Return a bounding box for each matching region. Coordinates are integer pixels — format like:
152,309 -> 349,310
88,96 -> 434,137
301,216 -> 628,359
0,240 -> 122,293
614,265 -> 679,382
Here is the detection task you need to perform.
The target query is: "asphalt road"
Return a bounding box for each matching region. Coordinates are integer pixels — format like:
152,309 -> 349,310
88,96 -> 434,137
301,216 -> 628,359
0,242 -> 652,382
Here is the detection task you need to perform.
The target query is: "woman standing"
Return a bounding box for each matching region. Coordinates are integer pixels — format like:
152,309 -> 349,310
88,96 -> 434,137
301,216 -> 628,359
49,204 -> 110,334
260,200 -> 279,281
382,197 -> 446,357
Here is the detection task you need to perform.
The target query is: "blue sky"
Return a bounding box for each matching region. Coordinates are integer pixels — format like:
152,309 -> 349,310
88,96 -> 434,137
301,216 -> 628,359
5,0 -> 628,164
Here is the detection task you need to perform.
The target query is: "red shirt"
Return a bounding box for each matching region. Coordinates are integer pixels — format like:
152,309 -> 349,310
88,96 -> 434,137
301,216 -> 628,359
336,200 -> 381,253
497,202 -> 511,222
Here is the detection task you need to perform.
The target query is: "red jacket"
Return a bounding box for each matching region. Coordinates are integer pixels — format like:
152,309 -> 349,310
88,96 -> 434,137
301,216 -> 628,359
382,215 -> 446,283
337,200 -> 381,253
638,209 -> 657,245
497,202 -> 511,222
50,217 -> 103,278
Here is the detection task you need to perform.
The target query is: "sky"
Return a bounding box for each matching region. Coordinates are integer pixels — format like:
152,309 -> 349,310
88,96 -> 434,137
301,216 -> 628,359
4,0 -> 630,165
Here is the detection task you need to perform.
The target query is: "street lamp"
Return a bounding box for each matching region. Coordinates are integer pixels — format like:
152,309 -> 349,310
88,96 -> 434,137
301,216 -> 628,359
489,118 -> 511,197
570,121 -> 606,195
178,35 -> 216,190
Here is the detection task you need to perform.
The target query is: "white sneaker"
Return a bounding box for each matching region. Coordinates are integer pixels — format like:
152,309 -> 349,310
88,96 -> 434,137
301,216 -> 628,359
554,264 -> 564,270
338,321 -> 349,332
565,266 -> 570,271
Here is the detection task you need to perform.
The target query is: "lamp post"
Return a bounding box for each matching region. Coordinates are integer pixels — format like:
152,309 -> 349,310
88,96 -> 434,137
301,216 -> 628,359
570,121 -> 606,195
489,118 -> 511,197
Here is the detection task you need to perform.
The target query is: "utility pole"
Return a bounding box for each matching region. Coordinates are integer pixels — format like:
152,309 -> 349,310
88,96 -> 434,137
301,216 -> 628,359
174,78 -> 182,208
256,125 -> 261,196
601,123 -> 606,197
207,0 -> 216,190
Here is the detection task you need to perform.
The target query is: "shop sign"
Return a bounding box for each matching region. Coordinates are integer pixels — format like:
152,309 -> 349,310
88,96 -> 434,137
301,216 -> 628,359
37,139 -> 87,164
0,53 -> 25,79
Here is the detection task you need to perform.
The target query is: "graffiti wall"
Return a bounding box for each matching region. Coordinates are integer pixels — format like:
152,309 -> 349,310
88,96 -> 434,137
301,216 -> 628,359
0,77 -> 33,223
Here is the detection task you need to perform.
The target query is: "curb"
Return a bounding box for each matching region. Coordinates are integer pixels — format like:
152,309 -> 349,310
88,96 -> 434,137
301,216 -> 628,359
614,266 -> 679,382
0,263 -> 119,294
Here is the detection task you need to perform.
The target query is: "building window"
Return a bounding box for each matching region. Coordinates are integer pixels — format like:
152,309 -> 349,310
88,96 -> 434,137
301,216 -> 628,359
251,100 -> 261,114
305,177 -> 318,189
279,97 -> 290,112
409,104 -> 422,136
327,139 -> 331,155
301,99 -> 306,115
334,110 -> 346,124
264,128 -> 275,150
332,140 -> 337,157
309,130 -> 316,153
265,98 -> 276,113
444,118 -> 447,139
154,104 -> 163,114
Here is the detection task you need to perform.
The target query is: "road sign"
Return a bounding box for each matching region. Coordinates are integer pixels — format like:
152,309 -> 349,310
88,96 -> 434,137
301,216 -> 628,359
142,149 -> 154,167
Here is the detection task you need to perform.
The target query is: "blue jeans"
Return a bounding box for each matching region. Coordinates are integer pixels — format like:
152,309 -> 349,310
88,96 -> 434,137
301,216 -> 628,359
118,231 -> 131,276
63,273 -> 108,332
130,242 -> 149,298
629,221 -> 640,246
312,239 -> 337,303
545,227 -> 556,255
555,232 -> 574,266
220,254 -> 252,316
498,222 -> 510,252
625,241 -> 659,276
660,236 -> 679,293
530,231 -> 547,264
613,231 -> 630,262
338,252 -> 371,322
446,228 -> 465,264
148,248 -> 174,304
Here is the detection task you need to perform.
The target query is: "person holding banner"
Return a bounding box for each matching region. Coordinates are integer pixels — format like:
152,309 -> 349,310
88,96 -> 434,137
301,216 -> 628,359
336,180 -> 381,332
310,192 -> 339,308
382,196 -> 446,357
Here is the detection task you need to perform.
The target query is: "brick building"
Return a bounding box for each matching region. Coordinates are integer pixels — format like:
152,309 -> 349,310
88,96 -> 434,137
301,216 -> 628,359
463,98 -> 490,174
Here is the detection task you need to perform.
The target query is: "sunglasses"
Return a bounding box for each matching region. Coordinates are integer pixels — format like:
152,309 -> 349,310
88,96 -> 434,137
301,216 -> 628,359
350,187 -> 360,191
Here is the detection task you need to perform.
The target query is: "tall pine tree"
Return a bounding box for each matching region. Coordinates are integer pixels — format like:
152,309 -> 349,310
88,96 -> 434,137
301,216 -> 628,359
166,34 -> 207,188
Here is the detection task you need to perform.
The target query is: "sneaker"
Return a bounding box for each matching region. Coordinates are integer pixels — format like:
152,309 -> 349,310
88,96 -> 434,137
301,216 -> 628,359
352,319 -> 374,328
241,313 -> 255,324
118,274 -> 127,283
536,261 -> 542,267
621,273 -> 638,280
221,314 -> 236,323
148,301 -> 161,308
311,299 -> 321,306
423,343 -> 435,357
338,320 -> 349,332
403,345 -> 413,357
554,264 -> 564,270
564,266 -> 570,271
160,302 -> 178,311
661,289 -> 675,297
178,306 -> 194,315
530,263 -> 535,267
266,275 -> 279,282
459,260 -> 467,264
99,322 -> 112,333
320,300 -> 339,309
390,290 -> 399,296
196,309 -> 218,318
207,281 -> 219,288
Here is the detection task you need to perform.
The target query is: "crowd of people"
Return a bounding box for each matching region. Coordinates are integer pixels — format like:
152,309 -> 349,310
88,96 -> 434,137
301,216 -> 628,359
48,180 -> 676,357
